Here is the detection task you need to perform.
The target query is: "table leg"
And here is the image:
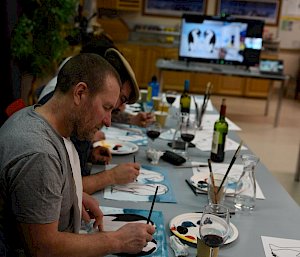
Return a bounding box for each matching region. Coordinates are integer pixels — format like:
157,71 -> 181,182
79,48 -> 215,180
264,80 -> 273,116
274,79 -> 288,127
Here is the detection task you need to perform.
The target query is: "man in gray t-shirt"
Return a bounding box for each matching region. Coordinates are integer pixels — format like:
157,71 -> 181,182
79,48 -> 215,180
0,53 -> 155,257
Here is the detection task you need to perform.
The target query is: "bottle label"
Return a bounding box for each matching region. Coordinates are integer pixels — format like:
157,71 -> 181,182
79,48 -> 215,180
211,131 -> 220,154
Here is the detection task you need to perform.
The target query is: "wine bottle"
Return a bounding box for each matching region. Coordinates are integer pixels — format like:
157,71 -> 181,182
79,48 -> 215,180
180,80 -> 191,114
210,98 -> 228,162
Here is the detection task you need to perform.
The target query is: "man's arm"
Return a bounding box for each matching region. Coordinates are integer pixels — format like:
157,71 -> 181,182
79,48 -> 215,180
112,111 -> 155,127
20,221 -> 154,257
82,163 -> 140,194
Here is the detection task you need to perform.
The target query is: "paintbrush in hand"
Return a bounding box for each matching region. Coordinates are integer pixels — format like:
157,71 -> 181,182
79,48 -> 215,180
147,186 -> 159,224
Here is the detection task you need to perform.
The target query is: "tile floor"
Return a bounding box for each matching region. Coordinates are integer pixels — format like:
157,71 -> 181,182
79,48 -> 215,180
210,91 -> 300,206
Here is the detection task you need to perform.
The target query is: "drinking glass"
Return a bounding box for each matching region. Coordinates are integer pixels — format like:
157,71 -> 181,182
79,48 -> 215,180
180,114 -> 196,159
146,122 -> 162,150
199,204 -> 230,257
165,90 -> 177,117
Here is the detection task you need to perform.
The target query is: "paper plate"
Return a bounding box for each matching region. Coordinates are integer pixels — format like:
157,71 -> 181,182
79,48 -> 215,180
93,139 -> 139,155
169,212 -> 238,246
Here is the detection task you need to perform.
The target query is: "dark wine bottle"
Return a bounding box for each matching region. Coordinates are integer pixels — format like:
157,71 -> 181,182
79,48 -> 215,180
180,80 -> 191,114
210,98 -> 228,162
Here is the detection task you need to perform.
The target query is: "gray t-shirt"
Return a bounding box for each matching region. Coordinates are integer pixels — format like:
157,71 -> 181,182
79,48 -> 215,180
0,106 -> 78,256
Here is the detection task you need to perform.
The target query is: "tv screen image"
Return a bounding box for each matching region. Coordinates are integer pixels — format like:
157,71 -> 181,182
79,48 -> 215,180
179,15 -> 264,67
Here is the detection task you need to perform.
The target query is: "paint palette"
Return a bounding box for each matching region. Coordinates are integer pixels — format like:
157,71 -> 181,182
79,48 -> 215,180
169,213 -> 238,246
93,139 -> 139,155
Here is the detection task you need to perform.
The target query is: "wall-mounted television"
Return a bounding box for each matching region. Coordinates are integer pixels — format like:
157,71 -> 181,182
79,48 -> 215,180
179,14 -> 265,68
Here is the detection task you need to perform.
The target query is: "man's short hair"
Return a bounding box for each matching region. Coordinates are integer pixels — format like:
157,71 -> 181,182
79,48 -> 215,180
56,53 -> 121,94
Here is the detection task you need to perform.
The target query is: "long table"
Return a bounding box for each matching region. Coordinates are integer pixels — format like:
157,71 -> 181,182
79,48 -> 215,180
92,105 -> 300,256
156,59 -> 289,127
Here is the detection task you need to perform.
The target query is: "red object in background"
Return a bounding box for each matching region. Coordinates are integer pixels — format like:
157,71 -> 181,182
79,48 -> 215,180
5,99 -> 26,117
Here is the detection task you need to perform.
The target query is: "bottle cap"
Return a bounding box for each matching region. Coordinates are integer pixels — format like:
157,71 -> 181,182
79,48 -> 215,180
184,80 -> 190,91
151,75 -> 157,82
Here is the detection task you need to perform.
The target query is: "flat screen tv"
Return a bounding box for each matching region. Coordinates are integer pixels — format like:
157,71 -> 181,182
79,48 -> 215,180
179,14 -> 265,68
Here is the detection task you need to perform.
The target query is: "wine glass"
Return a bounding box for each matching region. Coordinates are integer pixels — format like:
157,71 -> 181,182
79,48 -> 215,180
180,114 -> 196,159
146,122 -> 162,150
199,204 -> 230,257
165,90 -> 177,117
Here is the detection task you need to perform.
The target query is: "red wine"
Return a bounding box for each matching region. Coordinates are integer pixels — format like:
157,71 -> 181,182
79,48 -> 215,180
146,130 -> 160,140
181,133 -> 194,143
166,96 -> 176,105
203,234 -> 224,248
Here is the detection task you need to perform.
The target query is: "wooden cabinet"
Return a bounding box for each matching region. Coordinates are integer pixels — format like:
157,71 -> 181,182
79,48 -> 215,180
217,75 -> 245,96
97,0 -> 141,11
245,78 -> 271,97
116,42 -> 271,97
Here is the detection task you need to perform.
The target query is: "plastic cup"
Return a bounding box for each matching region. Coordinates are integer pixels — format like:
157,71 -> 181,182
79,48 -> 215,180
159,102 -> 169,113
140,89 -> 148,103
154,111 -> 168,128
152,96 -> 162,111
208,173 -> 228,205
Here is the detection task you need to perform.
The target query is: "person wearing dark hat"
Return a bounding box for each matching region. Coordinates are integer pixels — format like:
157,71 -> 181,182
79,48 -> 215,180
37,46 -> 154,194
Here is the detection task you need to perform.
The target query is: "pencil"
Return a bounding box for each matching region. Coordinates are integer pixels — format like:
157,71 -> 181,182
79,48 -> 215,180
147,186 -> 158,224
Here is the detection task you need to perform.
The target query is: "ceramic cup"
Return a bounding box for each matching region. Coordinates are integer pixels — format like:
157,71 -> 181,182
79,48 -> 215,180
207,173 -> 228,205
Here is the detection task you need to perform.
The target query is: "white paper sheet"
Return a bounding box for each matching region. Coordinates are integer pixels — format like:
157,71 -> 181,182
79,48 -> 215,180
193,130 -> 247,152
261,236 -> 300,257
200,114 -> 241,131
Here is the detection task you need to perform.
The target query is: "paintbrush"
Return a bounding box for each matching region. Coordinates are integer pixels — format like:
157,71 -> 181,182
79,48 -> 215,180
147,186 -> 159,224
208,159 -> 218,204
174,164 -> 208,169
198,82 -> 212,127
185,179 -> 198,196
217,140 -> 243,194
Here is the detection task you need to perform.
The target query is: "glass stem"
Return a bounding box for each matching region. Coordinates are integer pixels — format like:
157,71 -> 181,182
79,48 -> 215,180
185,142 -> 188,156
210,247 -> 214,257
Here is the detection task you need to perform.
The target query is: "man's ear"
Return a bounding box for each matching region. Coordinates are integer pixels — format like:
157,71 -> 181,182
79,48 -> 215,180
73,82 -> 88,105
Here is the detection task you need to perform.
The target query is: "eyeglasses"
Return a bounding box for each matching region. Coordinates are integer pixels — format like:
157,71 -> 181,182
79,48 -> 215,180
120,93 -> 129,105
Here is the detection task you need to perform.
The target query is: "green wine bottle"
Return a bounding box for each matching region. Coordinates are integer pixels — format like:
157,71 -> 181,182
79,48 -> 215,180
180,80 -> 191,114
210,98 -> 228,162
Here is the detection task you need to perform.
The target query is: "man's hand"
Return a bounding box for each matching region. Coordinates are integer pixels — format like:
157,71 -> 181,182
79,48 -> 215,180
109,163 -> 140,184
130,112 -> 155,127
115,223 -> 155,254
82,192 -> 103,231
89,146 -> 112,165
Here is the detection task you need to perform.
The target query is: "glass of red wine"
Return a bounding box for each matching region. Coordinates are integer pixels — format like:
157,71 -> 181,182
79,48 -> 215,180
165,91 -> 177,117
146,122 -> 162,150
180,114 -> 196,159
199,204 -> 230,257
